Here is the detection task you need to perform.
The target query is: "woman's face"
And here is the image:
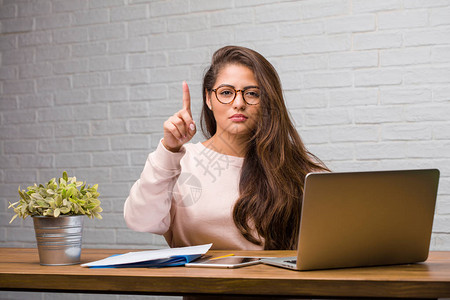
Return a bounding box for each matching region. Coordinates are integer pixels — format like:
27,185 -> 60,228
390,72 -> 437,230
206,63 -> 261,140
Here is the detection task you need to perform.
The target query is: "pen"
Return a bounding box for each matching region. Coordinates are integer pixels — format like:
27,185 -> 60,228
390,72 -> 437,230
210,254 -> 234,260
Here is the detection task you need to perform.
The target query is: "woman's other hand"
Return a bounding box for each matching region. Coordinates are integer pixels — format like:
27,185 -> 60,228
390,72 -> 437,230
162,81 -> 196,152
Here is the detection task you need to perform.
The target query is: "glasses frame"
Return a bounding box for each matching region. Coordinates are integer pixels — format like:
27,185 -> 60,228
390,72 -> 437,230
210,85 -> 260,106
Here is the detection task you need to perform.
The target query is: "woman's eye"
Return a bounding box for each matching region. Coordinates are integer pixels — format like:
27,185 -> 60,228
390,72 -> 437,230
245,90 -> 260,98
220,90 -> 234,96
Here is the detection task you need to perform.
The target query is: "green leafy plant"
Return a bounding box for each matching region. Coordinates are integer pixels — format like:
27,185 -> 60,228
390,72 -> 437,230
9,171 -> 102,223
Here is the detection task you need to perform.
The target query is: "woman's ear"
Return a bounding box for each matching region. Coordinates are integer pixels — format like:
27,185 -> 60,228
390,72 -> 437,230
206,90 -> 213,111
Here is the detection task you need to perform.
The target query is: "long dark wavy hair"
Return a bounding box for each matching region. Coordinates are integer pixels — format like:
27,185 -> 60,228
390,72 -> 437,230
201,46 -> 328,250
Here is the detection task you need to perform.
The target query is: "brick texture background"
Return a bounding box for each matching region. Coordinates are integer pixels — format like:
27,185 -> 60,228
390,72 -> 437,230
1,0 -> 450,298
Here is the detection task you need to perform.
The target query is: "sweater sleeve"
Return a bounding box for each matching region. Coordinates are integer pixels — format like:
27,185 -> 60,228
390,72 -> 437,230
123,140 -> 186,235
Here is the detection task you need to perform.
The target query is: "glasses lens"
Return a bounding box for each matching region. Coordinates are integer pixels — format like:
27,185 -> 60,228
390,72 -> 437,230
243,88 -> 260,105
216,86 -> 236,104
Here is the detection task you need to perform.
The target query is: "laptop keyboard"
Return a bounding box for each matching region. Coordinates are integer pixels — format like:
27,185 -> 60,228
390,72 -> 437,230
285,259 -> 297,264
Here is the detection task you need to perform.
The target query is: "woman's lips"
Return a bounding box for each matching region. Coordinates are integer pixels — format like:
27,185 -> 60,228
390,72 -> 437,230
229,114 -> 248,122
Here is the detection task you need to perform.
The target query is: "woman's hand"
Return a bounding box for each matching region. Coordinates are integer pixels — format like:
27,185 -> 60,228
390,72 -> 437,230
162,81 -> 196,152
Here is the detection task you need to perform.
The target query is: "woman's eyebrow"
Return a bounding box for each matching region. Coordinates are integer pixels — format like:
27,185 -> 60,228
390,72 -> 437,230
216,84 -> 260,89
216,84 -> 234,88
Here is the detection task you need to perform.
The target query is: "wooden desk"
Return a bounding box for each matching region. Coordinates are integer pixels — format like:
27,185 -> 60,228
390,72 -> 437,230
1,248 -> 450,299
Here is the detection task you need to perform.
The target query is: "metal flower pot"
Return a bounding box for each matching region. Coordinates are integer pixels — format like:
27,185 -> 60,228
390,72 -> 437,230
32,215 -> 84,266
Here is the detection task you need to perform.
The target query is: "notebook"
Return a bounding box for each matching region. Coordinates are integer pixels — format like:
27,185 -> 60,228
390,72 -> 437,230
81,244 -> 212,268
261,169 -> 440,271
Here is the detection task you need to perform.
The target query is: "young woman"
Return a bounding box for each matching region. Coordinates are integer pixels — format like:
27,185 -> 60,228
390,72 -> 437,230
124,46 -> 328,250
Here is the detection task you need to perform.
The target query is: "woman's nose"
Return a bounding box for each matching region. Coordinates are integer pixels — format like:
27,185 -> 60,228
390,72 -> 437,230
233,90 -> 246,108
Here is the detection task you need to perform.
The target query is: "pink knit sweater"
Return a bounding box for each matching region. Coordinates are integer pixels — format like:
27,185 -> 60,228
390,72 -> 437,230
124,140 -> 263,250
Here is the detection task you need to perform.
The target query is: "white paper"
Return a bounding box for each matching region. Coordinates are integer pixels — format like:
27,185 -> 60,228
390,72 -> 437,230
81,243 -> 212,267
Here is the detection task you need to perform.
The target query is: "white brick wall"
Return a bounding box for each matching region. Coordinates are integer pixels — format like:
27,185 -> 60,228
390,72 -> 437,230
1,0 -> 450,295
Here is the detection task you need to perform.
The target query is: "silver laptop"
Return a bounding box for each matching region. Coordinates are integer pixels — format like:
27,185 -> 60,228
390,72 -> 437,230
261,169 -> 440,271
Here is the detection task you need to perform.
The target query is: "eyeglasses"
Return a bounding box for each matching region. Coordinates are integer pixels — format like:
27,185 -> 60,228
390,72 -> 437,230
211,85 -> 261,105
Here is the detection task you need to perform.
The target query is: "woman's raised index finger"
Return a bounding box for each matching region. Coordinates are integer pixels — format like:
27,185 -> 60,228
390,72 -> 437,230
182,81 -> 191,113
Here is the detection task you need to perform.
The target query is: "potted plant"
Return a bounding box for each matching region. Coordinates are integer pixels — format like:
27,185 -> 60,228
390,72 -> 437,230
8,171 -> 102,265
